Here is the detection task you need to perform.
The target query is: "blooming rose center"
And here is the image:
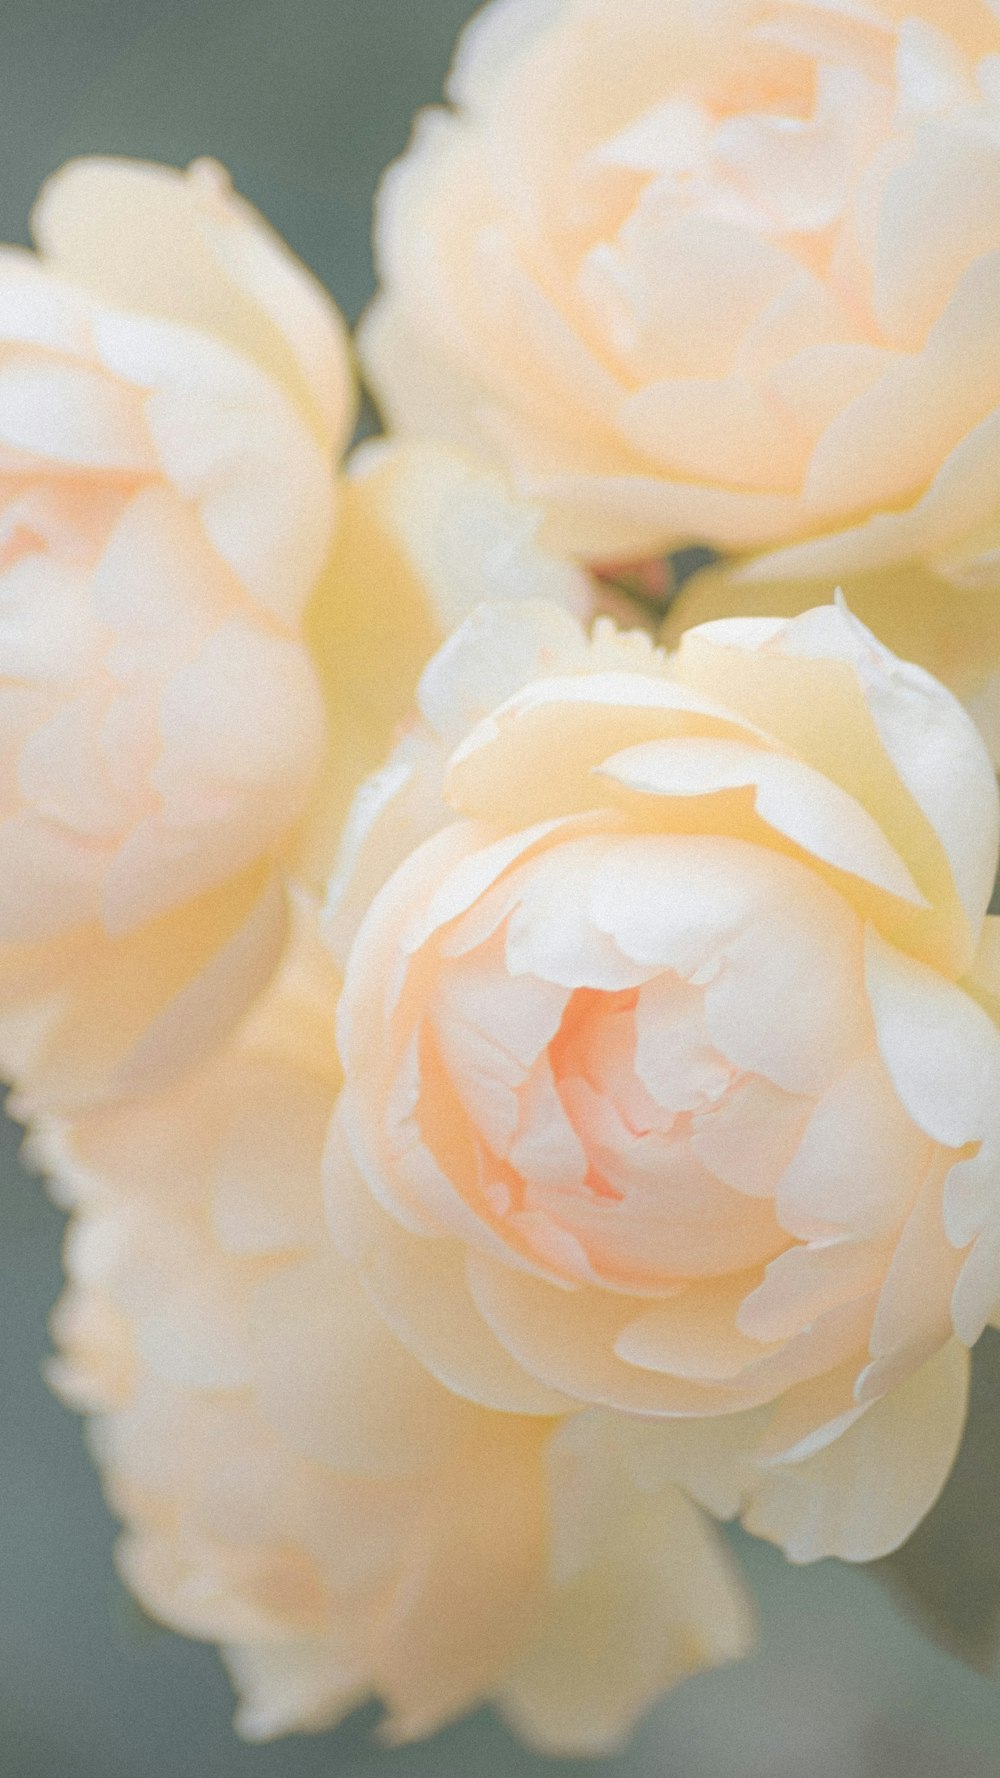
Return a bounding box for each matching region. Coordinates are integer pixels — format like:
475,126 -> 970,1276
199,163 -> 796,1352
416,834 -> 882,1291
558,6 -> 985,382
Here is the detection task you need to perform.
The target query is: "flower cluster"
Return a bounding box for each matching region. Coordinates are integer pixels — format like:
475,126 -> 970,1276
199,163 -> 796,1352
5,0 -> 1000,1756
38,897 -> 749,1752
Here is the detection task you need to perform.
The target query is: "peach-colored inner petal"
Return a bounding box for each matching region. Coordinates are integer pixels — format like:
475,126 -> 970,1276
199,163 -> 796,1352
375,830 -> 936,1362
330,782 -> 994,1424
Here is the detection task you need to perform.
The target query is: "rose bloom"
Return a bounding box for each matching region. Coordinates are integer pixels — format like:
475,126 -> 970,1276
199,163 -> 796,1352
38,899 -> 751,1755
362,0 -> 1000,576
0,153 -> 586,1121
0,155 -> 352,1111
329,596 -> 1000,1562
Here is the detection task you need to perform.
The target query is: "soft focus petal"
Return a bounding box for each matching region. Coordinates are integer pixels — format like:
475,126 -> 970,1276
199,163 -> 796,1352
497,1477 -> 753,1755
0,156 -> 353,1109
34,156 -> 353,446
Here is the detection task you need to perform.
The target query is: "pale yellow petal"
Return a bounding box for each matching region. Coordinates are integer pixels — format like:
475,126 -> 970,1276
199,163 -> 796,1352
743,1339 -> 969,1561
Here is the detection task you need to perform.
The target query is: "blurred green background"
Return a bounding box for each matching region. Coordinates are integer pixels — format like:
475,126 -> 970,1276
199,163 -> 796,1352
1,2 -> 1000,1773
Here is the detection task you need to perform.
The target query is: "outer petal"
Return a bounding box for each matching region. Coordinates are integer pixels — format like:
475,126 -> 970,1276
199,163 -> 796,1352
663,562 -> 1000,769
3,865 -> 289,1115
344,440 -> 591,636
497,1480 -> 753,1756
373,1421 -> 550,1745
447,0 -> 565,110
97,310 -> 334,626
465,1250 -> 788,1415
446,669 -> 766,830
740,406 -> 1000,586
249,1250 -> 483,1480
225,1641 -> 367,1743
743,1338 -> 969,1561
602,734 -> 925,904
674,602 -> 998,967
33,156 -> 354,448
865,927 -> 1000,1152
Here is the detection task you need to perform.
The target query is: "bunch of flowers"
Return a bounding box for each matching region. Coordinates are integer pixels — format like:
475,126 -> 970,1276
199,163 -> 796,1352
6,0 -> 1000,1754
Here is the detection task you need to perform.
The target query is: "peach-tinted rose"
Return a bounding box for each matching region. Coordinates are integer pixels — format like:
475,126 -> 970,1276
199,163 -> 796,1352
0,161 -> 588,1121
329,596 -> 1000,1560
38,898 -> 751,1754
0,156 -> 351,1111
362,0 -> 1000,577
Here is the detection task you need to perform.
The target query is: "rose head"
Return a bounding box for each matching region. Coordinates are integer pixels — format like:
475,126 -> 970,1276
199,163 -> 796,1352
363,0 -> 1000,577
330,598 -> 1000,1560
41,896 -> 750,1754
663,553 -> 1000,775
0,157 -> 352,1110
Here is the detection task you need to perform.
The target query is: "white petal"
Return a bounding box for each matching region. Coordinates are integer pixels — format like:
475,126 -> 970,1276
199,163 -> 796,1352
743,1340 -> 969,1562
602,735 -> 925,903
0,353 -> 152,469
865,928 -> 1000,1148
35,156 -> 352,446
776,1048 -> 931,1239
226,1641 -> 365,1743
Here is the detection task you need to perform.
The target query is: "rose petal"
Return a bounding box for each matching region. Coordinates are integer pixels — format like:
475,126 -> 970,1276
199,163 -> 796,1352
743,1339 -> 969,1562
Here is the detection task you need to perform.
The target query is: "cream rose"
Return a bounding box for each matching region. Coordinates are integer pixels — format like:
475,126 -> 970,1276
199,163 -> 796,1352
39,898 -> 751,1754
362,0 -> 1000,576
0,157 -> 588,1120
0,156 -> 352,1111
329,597 -> 1000,1560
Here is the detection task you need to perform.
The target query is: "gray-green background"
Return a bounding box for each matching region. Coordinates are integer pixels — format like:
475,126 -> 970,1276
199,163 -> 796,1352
1,3 -> 999,1773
